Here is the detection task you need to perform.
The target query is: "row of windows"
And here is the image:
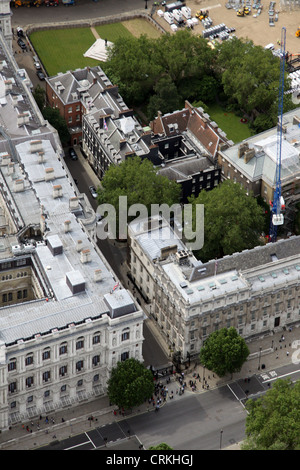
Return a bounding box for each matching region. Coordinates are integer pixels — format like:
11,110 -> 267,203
8,335 -> 102,372
1,271 -> 28,281
9,374 -> 102,405
8,357 -> 102,392
2,289 -> 27,303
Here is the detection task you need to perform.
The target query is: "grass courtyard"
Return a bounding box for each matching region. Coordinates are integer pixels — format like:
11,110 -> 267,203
207,104 -> 253,143
29,20 -> 161,77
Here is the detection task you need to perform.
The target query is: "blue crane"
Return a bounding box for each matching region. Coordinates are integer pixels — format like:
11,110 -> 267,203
269,26 -> 286,243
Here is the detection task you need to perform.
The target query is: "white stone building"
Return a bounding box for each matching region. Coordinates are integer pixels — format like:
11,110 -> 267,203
129,216 -> 300,363
0,30 -> 144,430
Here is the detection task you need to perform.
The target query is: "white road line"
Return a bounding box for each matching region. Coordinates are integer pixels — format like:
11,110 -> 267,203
85,431 -> 96,449
227,384 -> 246,410
262,368 -> 300,383
64,440 -> 90,450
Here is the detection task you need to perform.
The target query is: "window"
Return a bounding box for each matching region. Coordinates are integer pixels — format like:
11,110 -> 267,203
8,382 -> 17,393
93,334 -> 100,345
43,371 -> 51,382
121,351 -> 129,361
25,355 -> 34,366
42,349 -> 51,361
8,360 -> 16,372
59,343 -> 68,355
122,332 -> 130,341
26,376 -> 34,388
59,366 -> 67,377
92,355 -> 100,366
76,360 -> 84,372
68,106 -> 72,113
76,338 -> 84,350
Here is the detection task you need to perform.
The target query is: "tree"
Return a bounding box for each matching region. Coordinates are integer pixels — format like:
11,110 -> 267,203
146,76 -> 182,121
42,106 -> 70,146
98,156 -> 181,237
105,30 -> 216,110
148,443 -> 173,450
215,37 -> 295,132
242,379 -> 300,450
32,84 -> 46,111
189,180 -> 265,262
107,358 -> 154,410
199,327 -> 250,377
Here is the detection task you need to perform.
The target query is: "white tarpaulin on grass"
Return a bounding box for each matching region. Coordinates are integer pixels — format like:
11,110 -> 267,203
83,38 -> 113,62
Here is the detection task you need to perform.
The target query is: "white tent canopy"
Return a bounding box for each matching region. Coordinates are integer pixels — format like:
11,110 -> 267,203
83,38 -> 113,62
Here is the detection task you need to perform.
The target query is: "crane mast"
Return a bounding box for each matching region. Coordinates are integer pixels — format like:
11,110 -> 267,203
269,26 -> 286,243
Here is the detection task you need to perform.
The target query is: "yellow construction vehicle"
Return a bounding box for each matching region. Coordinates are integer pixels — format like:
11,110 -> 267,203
237,6 -> 250,16
296,28 -> 300,38
196,10 -> 209,20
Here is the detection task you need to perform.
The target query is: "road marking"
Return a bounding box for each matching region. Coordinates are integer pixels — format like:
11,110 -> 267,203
64,440 -> 90,450
227,384 -> 246,410
85,431 -> 96,449
262,368 -> 300,383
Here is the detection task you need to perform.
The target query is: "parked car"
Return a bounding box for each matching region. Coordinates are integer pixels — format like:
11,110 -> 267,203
16,27 -> 24,38
68,147 -> 78,160
36,71 -> 45,80
17,38 -> 26,50
89,185 -> 98,199
34,62 -> 41,70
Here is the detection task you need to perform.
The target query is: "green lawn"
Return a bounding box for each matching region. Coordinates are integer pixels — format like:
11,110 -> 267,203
94,23 -> 133,43
29,28 -> 100,76
207,104 -> 253,143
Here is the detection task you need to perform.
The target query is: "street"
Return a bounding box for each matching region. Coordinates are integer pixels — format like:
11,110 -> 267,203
35,359 -> 300,451
11,0 -> 147,29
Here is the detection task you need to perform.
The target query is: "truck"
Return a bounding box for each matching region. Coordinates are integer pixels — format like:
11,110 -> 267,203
164,12 -> 174,25
172,9 -> 184,24
181,6 -> 191,19
62,0 -> 75,4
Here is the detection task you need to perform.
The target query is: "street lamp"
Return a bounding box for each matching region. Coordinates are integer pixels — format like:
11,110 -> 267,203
258,347 -> 262,370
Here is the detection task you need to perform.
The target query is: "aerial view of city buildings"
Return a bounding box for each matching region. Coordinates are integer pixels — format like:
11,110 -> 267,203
0,0 -> 299,452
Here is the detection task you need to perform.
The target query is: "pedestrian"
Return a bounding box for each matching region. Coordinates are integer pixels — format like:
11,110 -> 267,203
287,351 -> 289,356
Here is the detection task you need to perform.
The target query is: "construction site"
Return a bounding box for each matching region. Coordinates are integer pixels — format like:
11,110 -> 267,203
152,0 -> 300,55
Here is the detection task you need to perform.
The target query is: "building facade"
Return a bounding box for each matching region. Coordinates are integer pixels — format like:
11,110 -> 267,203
218,108 -> 300,230
0,30 -> 144,430
129,216 -> 300,362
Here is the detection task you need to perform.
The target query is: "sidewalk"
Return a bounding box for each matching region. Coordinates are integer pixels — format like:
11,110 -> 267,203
0,322 -> 299,450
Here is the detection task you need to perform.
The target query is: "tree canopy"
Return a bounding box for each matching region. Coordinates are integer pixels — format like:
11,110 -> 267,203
242,378 -> 300,450
199,327 -> 250,377
97,156 -> 181,237
215,37 -> 295,132
189,180 -> 265,262
103,31 -> 295,130
107,358 -> 154,410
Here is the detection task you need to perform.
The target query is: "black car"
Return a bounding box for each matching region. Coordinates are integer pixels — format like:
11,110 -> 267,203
36,71 -> 45,81
69,148 -> 78,161
17,38 -> 27,50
